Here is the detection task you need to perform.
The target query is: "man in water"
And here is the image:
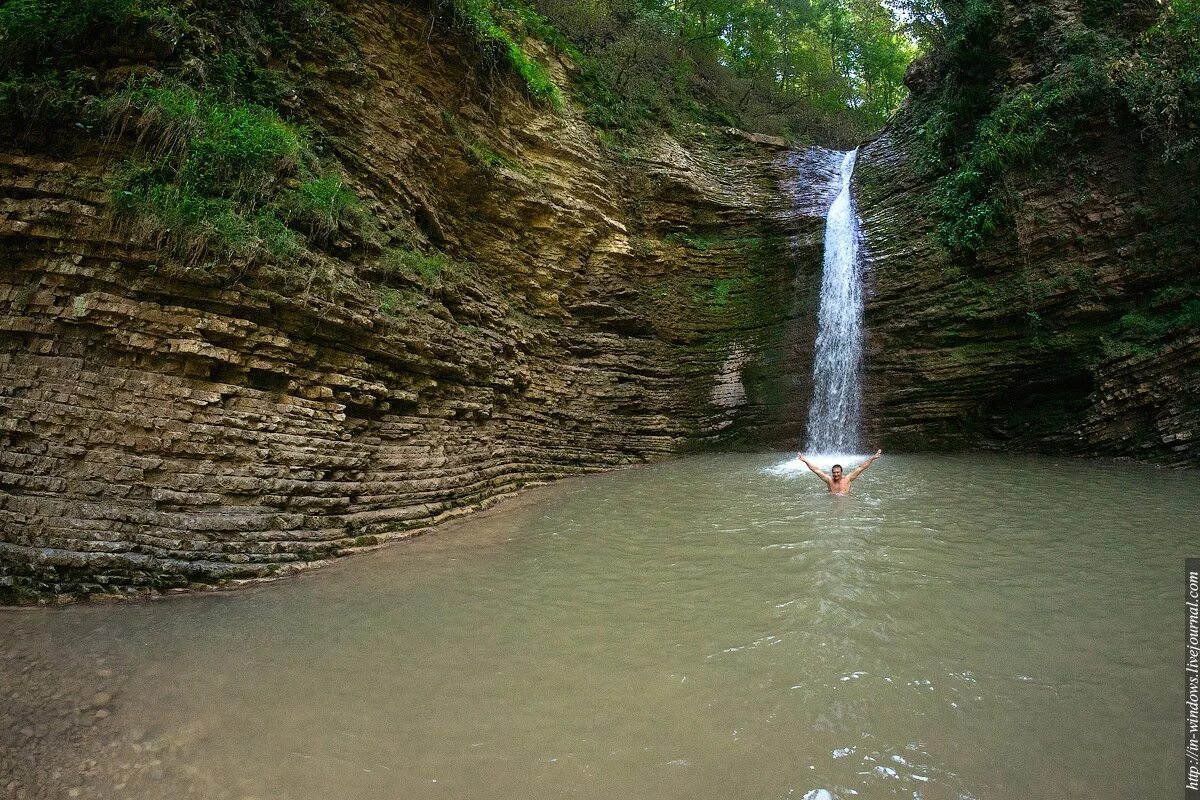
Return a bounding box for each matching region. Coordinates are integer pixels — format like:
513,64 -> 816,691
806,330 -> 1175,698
797,450 -> 882,495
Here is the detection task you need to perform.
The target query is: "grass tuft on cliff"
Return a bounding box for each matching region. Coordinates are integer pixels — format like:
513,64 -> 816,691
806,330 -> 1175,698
0,0 -> 182,67
449,0 -> 565,109
0,0 -> 377,278
102,79 -> 370,268
1103,293 -> 1200,358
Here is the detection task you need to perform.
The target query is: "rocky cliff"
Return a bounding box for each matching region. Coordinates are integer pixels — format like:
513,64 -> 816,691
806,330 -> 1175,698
0,1 -> 840,601
856,0 -> 1199,463
7,0 -> 1195,602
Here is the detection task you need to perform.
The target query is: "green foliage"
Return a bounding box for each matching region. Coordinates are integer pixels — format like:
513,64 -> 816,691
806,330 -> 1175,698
0,0 -> 370,276
911,0 -> 1200,253
104,82 -> 306,196
531,0 -> 916,142
440,109 -> 529,175
202,50 -> 295,108
283,176 -> 364,244
373,245 -> 484,314
0,0 -> 181,133
0,0 -> 182,68
927,68 -> 1100,250
377,286 -> 423,317
667,232 -> 717,251
1104,297 -> 1200,357
382,247 -> 464,289
451,0 -> 564,108
709,278 -> 738,307
1116,0 -> 1200,162
99,81 -> 342,264
113,183 -> 302,264
667,232 -> 763,252
912,0 -> 1133,251
0,68 -> 89,136
466,142 -> 507,170
907,0 -> 1008,177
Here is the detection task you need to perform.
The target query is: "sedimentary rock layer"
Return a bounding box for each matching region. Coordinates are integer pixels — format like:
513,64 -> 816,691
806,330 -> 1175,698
0,4 -> 835,600
856,4 -> 1199,463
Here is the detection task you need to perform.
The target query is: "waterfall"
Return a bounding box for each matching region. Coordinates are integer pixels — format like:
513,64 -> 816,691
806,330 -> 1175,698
805,148 -> 864,455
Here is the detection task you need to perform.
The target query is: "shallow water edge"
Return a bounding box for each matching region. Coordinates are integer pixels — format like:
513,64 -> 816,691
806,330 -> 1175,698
3,449 -> 1193,607
0,472 -> 601,607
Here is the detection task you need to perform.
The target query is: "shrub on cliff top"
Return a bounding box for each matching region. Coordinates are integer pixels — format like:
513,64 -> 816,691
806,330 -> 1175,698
1117,0 -> 1200,162
0,0 -> 374,278
913,0 -> 1134,252
930,48 -> 1116,251
913,0 -> 1200,253
449,0 -> 565,109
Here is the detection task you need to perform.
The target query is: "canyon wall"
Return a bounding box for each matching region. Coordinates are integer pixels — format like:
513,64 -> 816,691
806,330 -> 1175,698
857,0 -> 1199,463
7,0 -> 1195,602
0,3 -> 841,601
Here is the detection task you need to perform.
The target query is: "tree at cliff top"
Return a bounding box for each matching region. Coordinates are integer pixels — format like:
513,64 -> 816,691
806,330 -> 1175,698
519,0 -> 919,143
896,0 -> 1200,253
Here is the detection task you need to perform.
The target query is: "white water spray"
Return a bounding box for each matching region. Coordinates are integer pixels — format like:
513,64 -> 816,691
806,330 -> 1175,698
805,149 -> 864,455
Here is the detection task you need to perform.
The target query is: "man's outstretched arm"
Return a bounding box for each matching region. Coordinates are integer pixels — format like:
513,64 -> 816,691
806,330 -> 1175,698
797,454 -> 833,488
847,449 -> 883,481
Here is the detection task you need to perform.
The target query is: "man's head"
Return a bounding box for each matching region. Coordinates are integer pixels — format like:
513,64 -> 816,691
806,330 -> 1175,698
831,464 -> 843,480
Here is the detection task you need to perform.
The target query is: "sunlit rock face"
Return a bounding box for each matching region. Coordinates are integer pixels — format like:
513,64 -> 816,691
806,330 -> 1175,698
856,0 -> 1199,463
0,1 -> 838,600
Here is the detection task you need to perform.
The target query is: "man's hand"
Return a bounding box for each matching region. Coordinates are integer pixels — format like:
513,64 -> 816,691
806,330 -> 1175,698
848,449 -> 882,481
796,453 -> 831,486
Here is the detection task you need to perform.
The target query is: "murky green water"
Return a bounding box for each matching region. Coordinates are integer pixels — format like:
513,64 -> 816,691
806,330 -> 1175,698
3,454 -> 1198,799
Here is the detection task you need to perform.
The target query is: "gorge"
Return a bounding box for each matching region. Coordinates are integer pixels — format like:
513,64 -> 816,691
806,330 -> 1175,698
0,0 -> 1196,603
3,1 -> 1200,797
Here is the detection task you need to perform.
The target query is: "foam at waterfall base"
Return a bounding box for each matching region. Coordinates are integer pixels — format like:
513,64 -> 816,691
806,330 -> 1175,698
765,453 -> 870,475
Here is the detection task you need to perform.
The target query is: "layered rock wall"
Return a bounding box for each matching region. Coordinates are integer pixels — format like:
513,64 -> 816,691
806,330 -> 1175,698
856,4 -> 1199,463
0,3 -> 835,600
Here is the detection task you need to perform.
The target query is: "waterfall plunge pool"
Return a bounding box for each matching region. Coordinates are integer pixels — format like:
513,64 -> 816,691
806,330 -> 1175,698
3,453 -> 1197,799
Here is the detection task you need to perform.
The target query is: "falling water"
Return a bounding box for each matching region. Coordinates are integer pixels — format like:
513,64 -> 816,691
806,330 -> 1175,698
805,148 -> 864,454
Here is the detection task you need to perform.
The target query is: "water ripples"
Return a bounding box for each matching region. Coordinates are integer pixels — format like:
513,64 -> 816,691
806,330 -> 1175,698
3,452 -> 1197,800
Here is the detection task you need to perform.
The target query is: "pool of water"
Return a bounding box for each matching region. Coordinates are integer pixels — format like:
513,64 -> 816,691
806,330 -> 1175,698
3,453 -> 1197,799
